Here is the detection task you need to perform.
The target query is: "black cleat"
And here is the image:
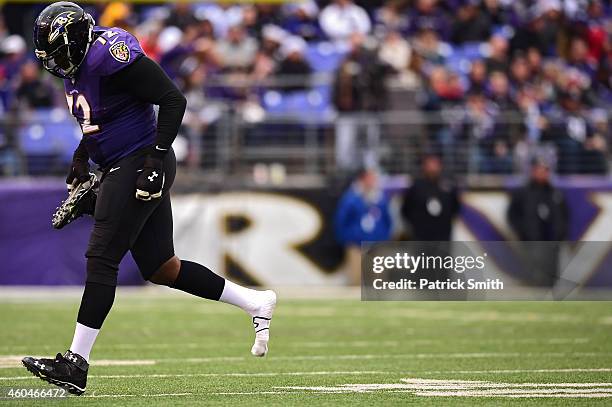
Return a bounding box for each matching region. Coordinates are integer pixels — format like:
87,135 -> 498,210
22,350 -> 88,395
52,172 -> 98,229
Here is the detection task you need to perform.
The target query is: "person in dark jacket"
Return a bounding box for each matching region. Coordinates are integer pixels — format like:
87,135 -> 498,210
507,158 -> 569,286
401,154 -> 460,241
401,154 -> 460,297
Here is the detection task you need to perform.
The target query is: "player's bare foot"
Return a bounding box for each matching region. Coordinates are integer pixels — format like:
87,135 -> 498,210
250,290 -> 277,357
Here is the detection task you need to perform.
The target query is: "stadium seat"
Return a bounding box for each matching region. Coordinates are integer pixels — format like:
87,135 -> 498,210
305,42 -> 347,73
18,108 -> 81,174
263,88 -> 334,123
457,42 -> 485,60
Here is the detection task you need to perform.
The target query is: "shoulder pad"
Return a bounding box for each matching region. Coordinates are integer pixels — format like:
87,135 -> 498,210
85,26 -> 144,76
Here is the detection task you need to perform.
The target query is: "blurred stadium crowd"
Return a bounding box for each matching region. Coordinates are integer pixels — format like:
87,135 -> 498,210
1,0 -> 612,177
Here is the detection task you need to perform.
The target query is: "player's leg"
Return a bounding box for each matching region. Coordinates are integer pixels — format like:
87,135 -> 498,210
23,150 -> 167,394
131,188 -> 276,357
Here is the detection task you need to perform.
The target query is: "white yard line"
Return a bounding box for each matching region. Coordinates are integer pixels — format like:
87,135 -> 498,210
161,351 -> 612,363
276,378 -> 612,398
0,371 -> 388,381
93,360 -> 156,366
415,391 -> 612,398
4,372 -> 612,399
398,379 -> 612,387
420,368 -> 612,374
2,368 -> 612,381
0,337 -> 591,353
1,351 -> 610,369
84,392 -> 192,398
207,390 -> 612,398
0,356 -> 155,369
211,391 -> 296,395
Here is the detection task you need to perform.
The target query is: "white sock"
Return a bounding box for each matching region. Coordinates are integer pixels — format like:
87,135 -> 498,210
69,323 -> 99,362
219,280 -> 262,315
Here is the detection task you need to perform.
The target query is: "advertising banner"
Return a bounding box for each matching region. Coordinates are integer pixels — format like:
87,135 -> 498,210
1,180 -> 611,287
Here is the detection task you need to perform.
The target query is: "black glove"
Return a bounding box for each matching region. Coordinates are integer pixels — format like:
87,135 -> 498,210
135,154 -> 164,201
66,142 -> 90,190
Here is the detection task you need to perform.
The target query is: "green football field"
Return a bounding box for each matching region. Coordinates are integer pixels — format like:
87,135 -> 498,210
0,289 -> 611,406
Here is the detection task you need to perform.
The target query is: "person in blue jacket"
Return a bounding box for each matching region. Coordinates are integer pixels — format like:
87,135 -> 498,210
334,167 -> 392,284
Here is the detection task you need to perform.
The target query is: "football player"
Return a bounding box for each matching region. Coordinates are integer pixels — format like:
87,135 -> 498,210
22,2 -> 276,395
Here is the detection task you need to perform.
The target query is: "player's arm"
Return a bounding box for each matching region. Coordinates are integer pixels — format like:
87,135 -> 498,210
66,139 -> 90,190
110,55 -> 187,200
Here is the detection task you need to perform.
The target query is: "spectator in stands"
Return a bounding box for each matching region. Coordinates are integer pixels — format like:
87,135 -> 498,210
276,36 -> 312,92
583,0 -> 607,63
407,0 -> 449,39
14,61 -> 55,109
210,26 -> 258,103
99,1 -> 134,31
507,157 -> 568,286
514,86 -> 547,172
481,0 -> 511,27
401,154 -> 459,241
157,26 -> 192,79
216,24 -> 258,71
0,15 -> 7,44
319,0 -> 371,44
526,47 -> 543,78
509,54 -> 532,90
0,35 -> 28,81
137,19 -> 164,62
468,59 -> 488,93
0,122 -> 20,176
252,25 -> 285,83
373,0 -> 410,37
412,26 -> 449,69
1,1 -> 611,179
517,86 -> 543,142
510,6 -> 554,57
240,5 -> 262,37
421,66 -> 463,162
566,37 -> 597,80
534,0 -> 565,55
194,3 -> 244,39
378,30 -> 418,89
542,90 -> 608,174
334,167 -> 392,285
487,72 -> 520,172
281,1 -> 322,41
0,65 -> 7,113
485,34 -> 509,73
166,2 -> 197,31
177,57 -> 224,168
252,4 -> 282,32
333,34 -> 390,171
450,0 -> 492,45
488,71 -> 516,110
460,89 -> 514,174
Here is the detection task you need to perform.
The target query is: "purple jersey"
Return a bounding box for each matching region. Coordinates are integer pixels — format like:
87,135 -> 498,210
64,26 -> 156,167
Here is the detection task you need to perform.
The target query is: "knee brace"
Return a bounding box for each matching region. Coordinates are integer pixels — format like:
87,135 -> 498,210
86,256 -> 119,287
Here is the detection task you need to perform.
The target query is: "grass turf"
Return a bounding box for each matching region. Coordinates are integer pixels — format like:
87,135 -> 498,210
0,290 -> 611,406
